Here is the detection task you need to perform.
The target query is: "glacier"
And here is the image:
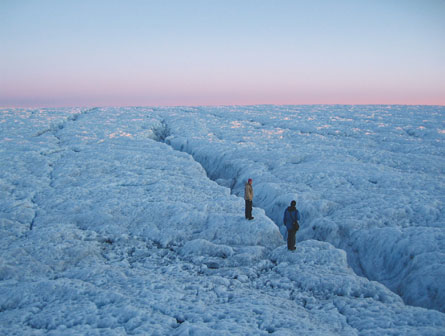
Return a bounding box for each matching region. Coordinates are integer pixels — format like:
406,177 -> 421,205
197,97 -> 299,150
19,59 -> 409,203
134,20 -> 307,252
0,105 -> 444,335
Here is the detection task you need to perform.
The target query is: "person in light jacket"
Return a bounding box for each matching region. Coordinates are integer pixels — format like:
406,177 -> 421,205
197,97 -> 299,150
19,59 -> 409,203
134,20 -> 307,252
244,178 -> 254,220
283,200 -> 300,250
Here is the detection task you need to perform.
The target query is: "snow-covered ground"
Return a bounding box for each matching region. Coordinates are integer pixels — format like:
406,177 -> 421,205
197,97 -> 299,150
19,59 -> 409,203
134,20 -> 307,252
1,106 -> 444,335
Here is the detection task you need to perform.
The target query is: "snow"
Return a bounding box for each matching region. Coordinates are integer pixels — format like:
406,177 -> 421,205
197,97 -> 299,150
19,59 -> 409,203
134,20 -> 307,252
1,105 -> 444,335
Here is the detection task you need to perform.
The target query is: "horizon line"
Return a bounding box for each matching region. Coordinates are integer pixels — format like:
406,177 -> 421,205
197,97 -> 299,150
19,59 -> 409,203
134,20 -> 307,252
1,103 -> 445,109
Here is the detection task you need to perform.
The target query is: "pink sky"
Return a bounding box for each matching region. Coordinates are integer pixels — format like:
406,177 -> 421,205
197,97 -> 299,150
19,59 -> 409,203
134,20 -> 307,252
1,1 -> 444,107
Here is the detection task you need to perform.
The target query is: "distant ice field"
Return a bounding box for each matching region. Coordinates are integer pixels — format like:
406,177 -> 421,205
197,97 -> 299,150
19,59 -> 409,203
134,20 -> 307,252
0,105 -> 444,335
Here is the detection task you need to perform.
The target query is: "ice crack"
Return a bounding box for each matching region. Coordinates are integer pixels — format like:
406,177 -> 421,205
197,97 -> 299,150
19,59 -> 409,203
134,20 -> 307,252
151,119 -> 171,142
30,108 -> 96,230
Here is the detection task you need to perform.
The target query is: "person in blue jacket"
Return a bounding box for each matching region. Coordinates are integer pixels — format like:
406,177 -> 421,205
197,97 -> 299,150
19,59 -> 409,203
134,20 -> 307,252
283,200 -> 300,251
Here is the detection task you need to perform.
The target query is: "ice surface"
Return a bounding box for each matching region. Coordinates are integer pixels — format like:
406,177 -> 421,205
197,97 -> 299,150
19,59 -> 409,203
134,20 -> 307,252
163,105 -> 445,313
1,106 -> 444,335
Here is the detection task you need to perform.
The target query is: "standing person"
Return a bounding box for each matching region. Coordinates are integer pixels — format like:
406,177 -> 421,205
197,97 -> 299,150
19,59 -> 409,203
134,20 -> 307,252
244,178 -> 254,220
283,200 -> 300,250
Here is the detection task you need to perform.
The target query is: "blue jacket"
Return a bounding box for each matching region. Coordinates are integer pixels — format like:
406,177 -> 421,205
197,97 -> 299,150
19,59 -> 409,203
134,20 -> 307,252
283,206 -> 300,231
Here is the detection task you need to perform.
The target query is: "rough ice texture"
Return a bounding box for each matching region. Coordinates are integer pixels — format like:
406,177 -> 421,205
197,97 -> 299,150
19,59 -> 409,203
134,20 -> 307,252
1,106 -> 444,335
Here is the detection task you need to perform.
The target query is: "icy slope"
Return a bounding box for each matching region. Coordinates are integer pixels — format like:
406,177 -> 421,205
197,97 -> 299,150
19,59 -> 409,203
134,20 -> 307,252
0,107 -> 444,335
162,105 -> 445,313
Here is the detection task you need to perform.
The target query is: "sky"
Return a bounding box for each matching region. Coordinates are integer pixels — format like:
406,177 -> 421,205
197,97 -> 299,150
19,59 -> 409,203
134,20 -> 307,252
0,0 -> 444,107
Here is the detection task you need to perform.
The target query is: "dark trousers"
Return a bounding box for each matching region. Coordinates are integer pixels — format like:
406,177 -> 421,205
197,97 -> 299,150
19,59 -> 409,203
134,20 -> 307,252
287,227 -> 297,249
245,200 -> 252,219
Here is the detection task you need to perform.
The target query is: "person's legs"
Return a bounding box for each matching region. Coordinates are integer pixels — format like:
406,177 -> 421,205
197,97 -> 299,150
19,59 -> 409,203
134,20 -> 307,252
287,228 -> 296,250
245,200 -> 253,219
